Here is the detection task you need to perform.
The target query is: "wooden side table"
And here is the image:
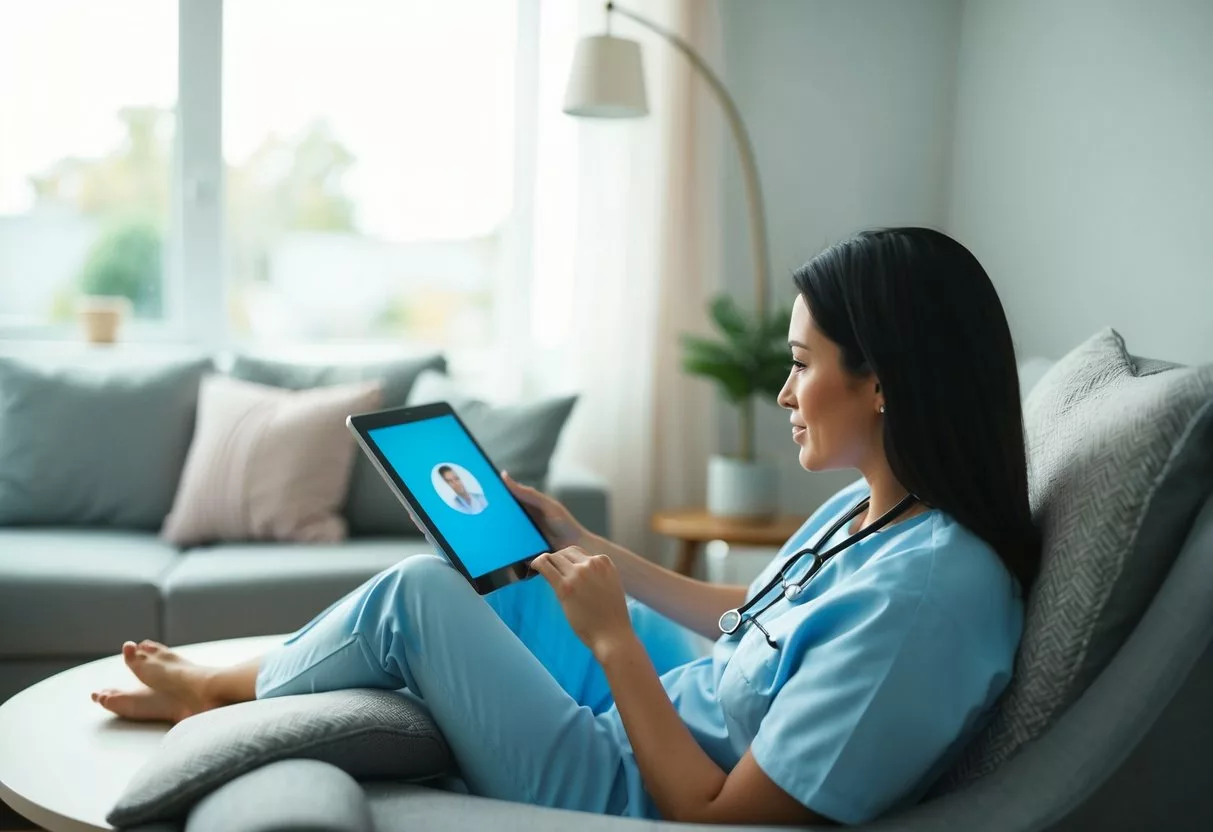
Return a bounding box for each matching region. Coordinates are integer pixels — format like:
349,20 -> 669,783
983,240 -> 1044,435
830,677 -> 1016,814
651,509 -> 807,577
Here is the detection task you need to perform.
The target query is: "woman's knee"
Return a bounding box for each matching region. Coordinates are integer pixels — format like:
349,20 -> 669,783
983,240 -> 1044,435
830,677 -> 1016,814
383,554 -> 469,598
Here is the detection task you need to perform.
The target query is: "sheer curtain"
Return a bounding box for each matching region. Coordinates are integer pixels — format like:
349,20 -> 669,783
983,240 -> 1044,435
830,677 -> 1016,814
526,0 -> 722,561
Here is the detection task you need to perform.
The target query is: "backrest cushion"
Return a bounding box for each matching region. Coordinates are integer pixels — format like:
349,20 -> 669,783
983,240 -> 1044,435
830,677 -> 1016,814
161,375 -> 382,546
933,327 -> 1213,792
0,356 -> 212,530
229,354 -> 446,536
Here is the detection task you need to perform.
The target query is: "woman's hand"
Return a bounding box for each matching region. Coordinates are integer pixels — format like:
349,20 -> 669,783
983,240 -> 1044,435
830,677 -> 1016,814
502,471 -> 590,550
529,546 -> 634,660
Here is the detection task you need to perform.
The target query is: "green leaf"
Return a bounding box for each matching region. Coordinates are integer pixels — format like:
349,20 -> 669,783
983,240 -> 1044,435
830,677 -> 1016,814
679,297 -> 796,405
683,355 -> 751,402
709,294 -> 750,342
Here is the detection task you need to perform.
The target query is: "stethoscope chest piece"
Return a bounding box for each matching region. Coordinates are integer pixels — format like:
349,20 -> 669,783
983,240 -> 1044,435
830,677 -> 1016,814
719,609 -> 742,634
783,581 -> 804,601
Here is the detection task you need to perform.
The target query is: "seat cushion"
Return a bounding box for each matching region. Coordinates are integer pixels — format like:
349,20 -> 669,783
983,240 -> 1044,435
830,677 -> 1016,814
933,328 -> 1213,792
161,540 -> 430,644
0,530 -> 179,657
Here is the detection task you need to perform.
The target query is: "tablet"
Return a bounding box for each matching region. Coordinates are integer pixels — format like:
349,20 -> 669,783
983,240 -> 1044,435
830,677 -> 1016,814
347,402 -> 548,594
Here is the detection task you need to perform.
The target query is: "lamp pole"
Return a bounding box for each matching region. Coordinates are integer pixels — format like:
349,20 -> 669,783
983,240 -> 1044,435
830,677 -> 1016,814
606,2 -> 770,321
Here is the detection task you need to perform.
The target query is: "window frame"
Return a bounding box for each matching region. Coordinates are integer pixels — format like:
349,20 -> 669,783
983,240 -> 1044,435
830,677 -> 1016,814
0,0 -> 539,390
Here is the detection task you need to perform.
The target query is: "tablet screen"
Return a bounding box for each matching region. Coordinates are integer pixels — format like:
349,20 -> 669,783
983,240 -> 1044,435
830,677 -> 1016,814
367,414 -> 549,579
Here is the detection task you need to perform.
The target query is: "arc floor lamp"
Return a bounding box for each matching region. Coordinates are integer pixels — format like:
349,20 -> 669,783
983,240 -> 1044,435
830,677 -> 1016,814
561,1 -> 771,320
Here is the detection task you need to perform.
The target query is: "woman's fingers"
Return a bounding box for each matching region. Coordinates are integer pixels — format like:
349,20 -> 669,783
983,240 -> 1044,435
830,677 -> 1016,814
503,471 -> 537,500
532,552 -> 570,579
549,549 -> 577,575
558,546 -> 589,563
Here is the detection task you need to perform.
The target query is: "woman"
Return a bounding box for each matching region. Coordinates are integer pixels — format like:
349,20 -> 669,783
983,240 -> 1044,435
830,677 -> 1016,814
92,227 -> 1039,826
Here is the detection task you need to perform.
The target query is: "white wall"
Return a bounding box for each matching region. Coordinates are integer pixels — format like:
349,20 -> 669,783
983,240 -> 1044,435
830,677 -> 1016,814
716,0 -> 963,516
946,0 -> 1213,366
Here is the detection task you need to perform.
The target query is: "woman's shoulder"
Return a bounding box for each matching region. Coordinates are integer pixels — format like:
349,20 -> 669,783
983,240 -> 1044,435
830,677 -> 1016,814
865,513 -> 1024,652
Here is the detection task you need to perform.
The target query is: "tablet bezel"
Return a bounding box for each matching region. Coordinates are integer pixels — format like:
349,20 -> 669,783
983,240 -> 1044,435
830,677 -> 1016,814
347,402 -> 547,595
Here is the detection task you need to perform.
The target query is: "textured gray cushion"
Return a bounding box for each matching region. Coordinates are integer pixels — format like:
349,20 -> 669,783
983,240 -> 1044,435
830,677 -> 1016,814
228,354 -> 446,536
184,759 -> 372,832
0,356 -> 212,529
405,370 -> 577,491
107,688 -> 454,828
934,327 -> 1213,791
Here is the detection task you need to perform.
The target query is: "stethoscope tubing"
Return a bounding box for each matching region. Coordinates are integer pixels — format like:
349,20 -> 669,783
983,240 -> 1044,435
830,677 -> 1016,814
718,491 -> 920,637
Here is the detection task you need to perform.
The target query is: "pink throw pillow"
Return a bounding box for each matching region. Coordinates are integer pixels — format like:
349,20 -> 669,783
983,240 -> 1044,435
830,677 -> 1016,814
161,374 -> 382,546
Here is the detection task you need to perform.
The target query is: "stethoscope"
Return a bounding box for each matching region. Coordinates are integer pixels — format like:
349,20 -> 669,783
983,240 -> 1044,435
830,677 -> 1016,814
718,491 -> 921,649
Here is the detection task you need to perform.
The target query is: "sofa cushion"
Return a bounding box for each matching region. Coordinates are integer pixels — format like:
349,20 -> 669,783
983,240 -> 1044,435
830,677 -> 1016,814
0,356 -> 212,530
161,375 -> 382,546
0,530 -> 178,657
933,327 -> 1213,792
161,542 -> 429,644
107,689 -> 454,828
228,354 -> 446,537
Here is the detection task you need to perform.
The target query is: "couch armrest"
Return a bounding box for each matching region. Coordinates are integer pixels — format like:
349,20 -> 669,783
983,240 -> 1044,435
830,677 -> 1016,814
548,465 -> 611,539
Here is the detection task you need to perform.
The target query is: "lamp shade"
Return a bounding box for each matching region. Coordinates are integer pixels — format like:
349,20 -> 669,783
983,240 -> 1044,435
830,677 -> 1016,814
562,35 -> 648,118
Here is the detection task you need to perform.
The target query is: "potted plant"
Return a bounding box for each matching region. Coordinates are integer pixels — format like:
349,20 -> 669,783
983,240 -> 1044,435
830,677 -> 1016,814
75,218 -> 163,344
681,293 -> 792,519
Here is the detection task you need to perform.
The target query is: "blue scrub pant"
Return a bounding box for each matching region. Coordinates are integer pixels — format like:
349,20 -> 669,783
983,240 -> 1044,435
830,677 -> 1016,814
254,554 -> 703,815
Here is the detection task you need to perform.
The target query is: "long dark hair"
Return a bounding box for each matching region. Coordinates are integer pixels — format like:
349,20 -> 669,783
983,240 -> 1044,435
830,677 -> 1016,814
792,227 -> 1041,592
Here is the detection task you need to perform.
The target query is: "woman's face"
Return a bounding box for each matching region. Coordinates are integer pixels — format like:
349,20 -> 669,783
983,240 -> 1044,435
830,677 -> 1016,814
777,294 -> 882,472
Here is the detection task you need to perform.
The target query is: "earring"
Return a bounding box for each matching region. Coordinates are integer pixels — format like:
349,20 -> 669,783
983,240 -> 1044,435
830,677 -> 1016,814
878,405 -> 885,414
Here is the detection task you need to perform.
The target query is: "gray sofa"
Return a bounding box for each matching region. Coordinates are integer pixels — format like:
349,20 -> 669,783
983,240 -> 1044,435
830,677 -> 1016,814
0,467 -> 609,710
0,351 -> 608,829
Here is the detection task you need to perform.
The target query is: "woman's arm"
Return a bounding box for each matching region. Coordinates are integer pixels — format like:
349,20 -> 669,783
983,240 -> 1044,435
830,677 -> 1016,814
583,532 -> 747,641
596,632 -> 831,825
502,472 -> 746,641
529,547 -> 830,826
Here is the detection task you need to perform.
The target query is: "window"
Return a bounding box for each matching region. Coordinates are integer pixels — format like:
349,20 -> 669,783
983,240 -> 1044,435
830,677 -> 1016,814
223,0 -> 518,348
1,0 -> 531,367
0,0 -> 177,329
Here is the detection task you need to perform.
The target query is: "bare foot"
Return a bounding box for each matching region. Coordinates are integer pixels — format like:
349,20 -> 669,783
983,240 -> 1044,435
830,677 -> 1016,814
90,640 -> 224,723
91,686 -> 196,724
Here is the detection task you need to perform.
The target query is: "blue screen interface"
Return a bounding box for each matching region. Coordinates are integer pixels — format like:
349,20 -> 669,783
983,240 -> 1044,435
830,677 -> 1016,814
368,415 -> 550,578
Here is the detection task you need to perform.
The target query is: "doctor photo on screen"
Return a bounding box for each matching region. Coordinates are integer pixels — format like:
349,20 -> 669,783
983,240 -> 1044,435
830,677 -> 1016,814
436,463 -> 488,515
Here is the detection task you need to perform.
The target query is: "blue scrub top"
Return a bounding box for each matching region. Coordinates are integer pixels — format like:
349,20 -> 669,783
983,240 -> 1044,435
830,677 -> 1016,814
602,477 -> 1024,824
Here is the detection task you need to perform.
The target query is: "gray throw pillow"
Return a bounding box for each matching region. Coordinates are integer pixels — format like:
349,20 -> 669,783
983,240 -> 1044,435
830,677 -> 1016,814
931,327 -> 1213,793
405,370 -> 578,490
229,354 -> 446,536
106,688 -> 455,828
0,356 -> 212,530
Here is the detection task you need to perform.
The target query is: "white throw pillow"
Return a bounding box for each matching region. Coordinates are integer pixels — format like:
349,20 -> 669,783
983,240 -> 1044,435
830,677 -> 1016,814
161,374 -> 382,545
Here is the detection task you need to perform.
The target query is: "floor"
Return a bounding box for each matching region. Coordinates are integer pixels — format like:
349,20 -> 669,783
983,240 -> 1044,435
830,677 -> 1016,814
0,799 -> 39,830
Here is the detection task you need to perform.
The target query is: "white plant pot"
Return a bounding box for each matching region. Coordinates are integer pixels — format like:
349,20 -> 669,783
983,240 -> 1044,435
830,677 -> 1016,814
77,295 -> 131,344
707,454 -> 778,519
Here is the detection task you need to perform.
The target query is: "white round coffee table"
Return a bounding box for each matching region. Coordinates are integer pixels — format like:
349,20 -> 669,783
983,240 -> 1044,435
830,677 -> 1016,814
0,635 -> 284,832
